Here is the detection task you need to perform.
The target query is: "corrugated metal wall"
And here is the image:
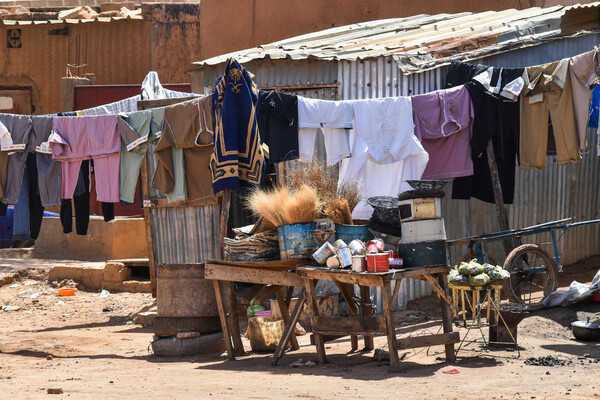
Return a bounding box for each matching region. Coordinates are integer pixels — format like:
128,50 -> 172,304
339,34 -> 600,309
144,141 -> 221,270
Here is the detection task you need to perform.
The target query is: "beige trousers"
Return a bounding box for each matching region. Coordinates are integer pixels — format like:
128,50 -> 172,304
520,60 -> 580,169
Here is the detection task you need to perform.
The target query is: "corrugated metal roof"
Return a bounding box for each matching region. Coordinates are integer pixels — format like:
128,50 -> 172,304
192,3 -> 600,74
0,14 -> 143,25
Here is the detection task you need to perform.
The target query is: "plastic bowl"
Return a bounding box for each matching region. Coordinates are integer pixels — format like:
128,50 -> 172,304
57,288 -> 76,296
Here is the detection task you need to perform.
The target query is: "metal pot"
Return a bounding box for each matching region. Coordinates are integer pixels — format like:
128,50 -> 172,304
571,318 -> 600,341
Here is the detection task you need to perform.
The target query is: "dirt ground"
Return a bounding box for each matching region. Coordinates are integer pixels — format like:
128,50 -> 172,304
0,258 -> 599,399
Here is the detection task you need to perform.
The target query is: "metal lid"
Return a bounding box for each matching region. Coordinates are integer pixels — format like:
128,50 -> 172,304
367,196 -> 398,209
406,179 -> 450,191
572,320 -> 600,329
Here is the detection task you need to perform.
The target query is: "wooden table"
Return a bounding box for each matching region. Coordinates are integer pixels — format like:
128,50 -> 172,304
297,265 -> 459,371
204,260 -> 308,365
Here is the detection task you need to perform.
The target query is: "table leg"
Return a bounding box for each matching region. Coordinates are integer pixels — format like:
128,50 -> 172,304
303,277 -> 327,364
381,280 -> 400,371
437,273 -> 456,362
275,286 -> 299,350
212,280 -> 235,360
226,281 -> 244,356
272,289 -> 306,366
359,285 -> 374,350
336,282 -> 359,351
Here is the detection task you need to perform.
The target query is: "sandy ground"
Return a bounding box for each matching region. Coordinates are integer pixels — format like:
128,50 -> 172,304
0,259 -> 599,399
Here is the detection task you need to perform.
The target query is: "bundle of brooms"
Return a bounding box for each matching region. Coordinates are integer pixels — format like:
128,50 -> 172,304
287,163 -> 362,226
246,185 -> 322,231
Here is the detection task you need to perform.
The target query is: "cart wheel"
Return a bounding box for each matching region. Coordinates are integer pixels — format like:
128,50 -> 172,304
503,244 -> 557,306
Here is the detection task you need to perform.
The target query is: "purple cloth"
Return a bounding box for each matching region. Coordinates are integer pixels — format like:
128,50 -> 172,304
411,85 -> 474,180
49,115 -> 121,203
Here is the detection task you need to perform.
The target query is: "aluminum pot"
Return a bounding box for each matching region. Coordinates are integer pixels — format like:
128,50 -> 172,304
571,319 -> 600,341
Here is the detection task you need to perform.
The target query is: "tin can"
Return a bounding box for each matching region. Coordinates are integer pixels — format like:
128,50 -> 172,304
389,258 -> 403,268
387,250 -> 398,259
348,239 -> 366,255
366,239 -> 385,253
336,247 -> 353,268
351,255 -> 366,272
333,239 -> 348,249
366,253 -> 390,272
312,242 -> 335,264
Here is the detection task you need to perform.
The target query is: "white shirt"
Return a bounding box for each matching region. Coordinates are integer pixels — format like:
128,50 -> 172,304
297,96 -> 353,165
338,97 -> 429,219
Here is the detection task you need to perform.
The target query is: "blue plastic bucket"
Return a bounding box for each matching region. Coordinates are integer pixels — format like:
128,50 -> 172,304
277,222 -> 319,260
335,224 -> 374,243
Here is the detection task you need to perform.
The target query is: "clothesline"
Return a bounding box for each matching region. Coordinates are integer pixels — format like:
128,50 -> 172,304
0,47 -> 598,243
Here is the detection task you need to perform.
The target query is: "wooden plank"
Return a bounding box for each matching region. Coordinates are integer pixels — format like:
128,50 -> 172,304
107,258 -> 149,266
140,155 -> 157,297
438,273 -> 457,362
304,277 -> 327,364
212,280 -> 235,360
220,190 -> 232,260
336,282 -> 359,351
204,264 -> 304,287
359,285 -> 374,350
297,265 -> 449,283
240,284 -> 266,305
272,289 -> 306,365
297,268 -> 384,287
226,281 -> 244,356
390,278 -> 403,312
423,275 -> 453,306
155,263 -> 206,279
255,285 -> 283,305
396,332 -> 460,350
205,259 -> 308,270
382,280 -> 400,371
137,97 -> 198,109
146,196 -> 218,208
311,316 -> 387,336
275,287 -> 299,350
485,140 -> 512,256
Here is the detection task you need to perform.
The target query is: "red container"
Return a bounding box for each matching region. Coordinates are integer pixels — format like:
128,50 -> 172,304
367,253 -> 389,272
366,239 -> 385,252
387,250 -> 398,259
592,293 -> 600,302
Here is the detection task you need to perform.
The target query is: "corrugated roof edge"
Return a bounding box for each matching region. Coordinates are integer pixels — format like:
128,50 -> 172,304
190,3 -> 600,76
0,14 -> 143,25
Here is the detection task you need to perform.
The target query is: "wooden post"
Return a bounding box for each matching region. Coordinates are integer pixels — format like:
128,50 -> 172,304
213,280 -> 235,360
381,280 -> 400,371
437,273 -> 456,362
485,141 -> 513,256
359,286 -> 374,350
304,277 -> 327,364
220,189 -> 232,260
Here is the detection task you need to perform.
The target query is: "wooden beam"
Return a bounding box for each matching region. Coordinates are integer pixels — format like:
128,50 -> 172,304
140,155 -> 157,297
255,285 -> 283,305
275,287 -> 299,350
485,140 -> 512,256
212,280 -> 235,360
297,269 -> 384,287
205,264 -> 304,287
310,316 -> 388,336
359,285 -> 374,350
396,332 -> 460,350
382,280 -> 400,371
272,289 -> 306,365
390,279 -> 403,313
219,189 -> 231,260
438,273 -> 457,362
226,281 -> 244,356
423,275 -> 453,306
335,282 -> 359,351
304,277 -> 327,364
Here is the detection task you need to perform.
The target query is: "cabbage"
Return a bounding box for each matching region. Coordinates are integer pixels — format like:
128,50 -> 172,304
458,259 -> 484,275
469,273 -> 490,286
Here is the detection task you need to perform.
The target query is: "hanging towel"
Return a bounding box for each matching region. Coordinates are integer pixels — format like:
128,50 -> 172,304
411,85 -> 474,180
210,58 -> 265,193
297,96 -> 353,165
339,96 -> 428,219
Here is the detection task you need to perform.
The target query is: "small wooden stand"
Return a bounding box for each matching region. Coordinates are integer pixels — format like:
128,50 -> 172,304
297,265 -> 458,372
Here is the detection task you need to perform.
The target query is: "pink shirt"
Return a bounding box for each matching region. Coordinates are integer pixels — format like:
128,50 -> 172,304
49,115 -> 121,203
411,85 -> 474,180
